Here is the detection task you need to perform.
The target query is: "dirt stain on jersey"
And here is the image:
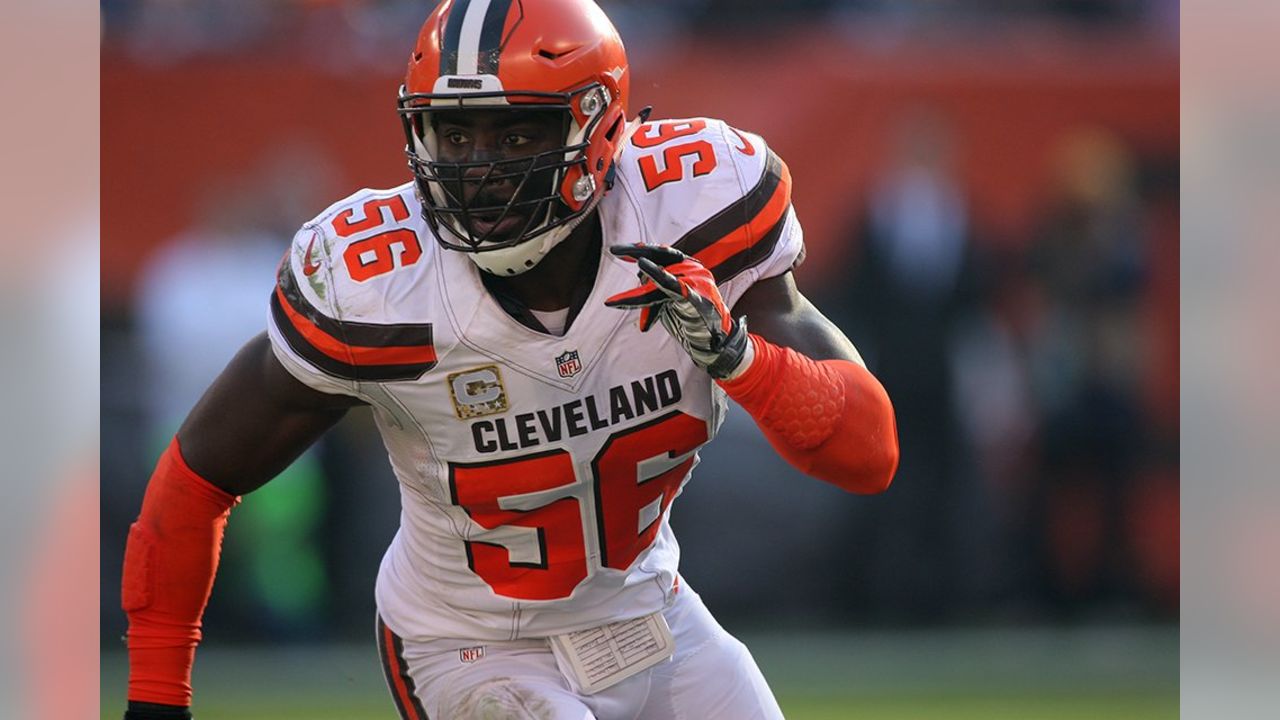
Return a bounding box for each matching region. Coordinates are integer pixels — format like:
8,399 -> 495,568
451,676 -> 555,720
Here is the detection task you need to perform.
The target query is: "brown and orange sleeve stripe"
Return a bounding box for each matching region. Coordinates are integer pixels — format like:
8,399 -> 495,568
270,259 -> 438,382
673,149 -> 793,284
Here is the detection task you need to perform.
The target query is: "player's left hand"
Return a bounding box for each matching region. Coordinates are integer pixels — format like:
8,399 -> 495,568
604,245 -> 751,379
123,701 -> 193,720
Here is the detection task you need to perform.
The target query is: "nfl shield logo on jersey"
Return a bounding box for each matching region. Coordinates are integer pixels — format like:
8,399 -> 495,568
555,349 -> 582,378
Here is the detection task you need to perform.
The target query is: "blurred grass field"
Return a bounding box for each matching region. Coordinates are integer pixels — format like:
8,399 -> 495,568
101,627 -> 1177,719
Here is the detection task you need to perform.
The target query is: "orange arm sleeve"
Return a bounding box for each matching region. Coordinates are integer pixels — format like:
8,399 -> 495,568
717,334 -> 899,493
122,437 -> 239,707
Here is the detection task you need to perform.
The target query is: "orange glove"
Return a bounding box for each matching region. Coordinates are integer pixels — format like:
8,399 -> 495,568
604,245 -> 750,379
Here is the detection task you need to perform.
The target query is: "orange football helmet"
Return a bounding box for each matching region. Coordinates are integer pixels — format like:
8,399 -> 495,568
398,0 -> 632,276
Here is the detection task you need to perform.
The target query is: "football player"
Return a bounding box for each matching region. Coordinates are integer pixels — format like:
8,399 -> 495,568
121,1 -> 899,718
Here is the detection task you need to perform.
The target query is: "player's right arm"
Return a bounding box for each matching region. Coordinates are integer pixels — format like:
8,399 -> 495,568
124,189 -> 427,718
176,332 -> 362,494
122,335 -> 363,720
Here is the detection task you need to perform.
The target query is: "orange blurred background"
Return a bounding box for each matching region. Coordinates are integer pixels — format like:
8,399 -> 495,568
101,6 -> 1182,715
102,26 -> 1177,301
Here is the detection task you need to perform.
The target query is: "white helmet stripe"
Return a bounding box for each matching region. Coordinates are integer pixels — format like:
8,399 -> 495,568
456,0 -> 494,76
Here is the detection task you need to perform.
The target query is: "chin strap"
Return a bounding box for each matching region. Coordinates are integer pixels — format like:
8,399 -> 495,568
614,105 -> 652,154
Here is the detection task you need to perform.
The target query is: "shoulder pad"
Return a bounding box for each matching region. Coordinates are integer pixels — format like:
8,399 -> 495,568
613,118 -> 792,283
269,183 -> 440,382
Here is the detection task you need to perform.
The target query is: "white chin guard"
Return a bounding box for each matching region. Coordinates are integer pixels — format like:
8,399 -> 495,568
465,205 -> 593,276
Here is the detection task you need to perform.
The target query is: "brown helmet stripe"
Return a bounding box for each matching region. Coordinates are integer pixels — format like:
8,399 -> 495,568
439,0 -> 472,76
476,0 -> 516,75
441,0 -> 517,77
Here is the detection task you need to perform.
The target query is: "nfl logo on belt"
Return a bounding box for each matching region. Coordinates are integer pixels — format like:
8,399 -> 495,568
459,646 -> 485,664
556,349 -> 582,378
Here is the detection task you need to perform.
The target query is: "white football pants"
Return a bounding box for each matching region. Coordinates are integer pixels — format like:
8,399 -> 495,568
376,580 -> 785,720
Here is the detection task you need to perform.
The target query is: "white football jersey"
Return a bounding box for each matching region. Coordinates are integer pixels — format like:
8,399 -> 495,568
266,118 -> 803,642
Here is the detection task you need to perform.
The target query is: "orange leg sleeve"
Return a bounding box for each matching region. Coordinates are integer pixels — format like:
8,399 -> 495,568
122,437 -> 239,707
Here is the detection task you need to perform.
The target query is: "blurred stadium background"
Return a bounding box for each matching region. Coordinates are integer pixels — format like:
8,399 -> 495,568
101,1 -> 1178,717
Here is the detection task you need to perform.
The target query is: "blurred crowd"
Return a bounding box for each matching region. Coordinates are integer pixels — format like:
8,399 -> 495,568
814,113 -> 1178,624
100,1 -> 1178,643
100,0 -> 1178,67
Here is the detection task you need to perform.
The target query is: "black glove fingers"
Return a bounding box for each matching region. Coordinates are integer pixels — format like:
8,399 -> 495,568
635,257 -> 686,298
610,244 -> 687,266
639,306 -> 659,332
603,282 -> 668,308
